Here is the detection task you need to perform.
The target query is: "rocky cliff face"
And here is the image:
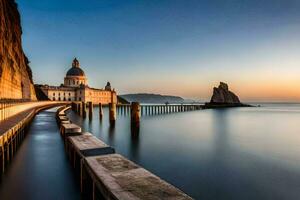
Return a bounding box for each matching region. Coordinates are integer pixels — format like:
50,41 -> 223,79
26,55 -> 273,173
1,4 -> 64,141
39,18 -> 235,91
210,82 -> 240,104
0,0 -> 36,100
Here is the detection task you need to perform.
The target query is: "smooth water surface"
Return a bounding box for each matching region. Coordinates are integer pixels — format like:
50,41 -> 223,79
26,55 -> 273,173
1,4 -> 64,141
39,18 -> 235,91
67,103 -> 300,200
0,108 -> 81,200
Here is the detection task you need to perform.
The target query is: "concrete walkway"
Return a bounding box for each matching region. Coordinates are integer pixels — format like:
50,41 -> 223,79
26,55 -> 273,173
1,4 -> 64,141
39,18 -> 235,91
0,108 -> 81,200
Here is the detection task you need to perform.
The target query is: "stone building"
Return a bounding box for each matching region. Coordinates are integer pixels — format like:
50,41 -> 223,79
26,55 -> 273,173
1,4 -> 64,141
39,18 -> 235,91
39,58 -> 117,105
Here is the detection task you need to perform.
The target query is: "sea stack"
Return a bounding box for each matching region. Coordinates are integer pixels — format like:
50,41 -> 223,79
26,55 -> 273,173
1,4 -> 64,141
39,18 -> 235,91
204,82 -> 249,108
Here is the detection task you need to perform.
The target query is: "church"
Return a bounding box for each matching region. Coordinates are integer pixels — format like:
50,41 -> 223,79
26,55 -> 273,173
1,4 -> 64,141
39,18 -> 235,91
39,58 -> 117,105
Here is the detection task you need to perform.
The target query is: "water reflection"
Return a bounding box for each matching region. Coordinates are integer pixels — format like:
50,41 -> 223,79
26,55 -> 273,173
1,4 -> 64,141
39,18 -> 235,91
67,104 -> 300,200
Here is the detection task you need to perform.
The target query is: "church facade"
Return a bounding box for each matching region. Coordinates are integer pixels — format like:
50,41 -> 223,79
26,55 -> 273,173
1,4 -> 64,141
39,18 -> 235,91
39,58 -> 117,105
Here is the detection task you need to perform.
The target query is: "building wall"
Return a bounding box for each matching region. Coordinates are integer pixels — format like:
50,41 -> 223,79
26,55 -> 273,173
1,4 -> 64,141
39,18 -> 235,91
40,86 -> 117,105
43,88 -> 76,101
83,88 -> 117,105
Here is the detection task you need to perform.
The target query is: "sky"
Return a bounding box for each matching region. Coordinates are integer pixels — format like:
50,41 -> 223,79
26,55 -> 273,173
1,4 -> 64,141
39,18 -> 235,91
16,0 -> 300,102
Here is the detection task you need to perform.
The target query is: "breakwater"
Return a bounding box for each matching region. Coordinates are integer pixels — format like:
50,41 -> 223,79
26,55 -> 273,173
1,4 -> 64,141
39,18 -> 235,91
57,105 -> 193,200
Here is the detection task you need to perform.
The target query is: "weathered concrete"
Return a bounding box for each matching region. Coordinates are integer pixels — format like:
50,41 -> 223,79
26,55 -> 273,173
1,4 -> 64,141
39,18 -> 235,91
83,154 -> 193,200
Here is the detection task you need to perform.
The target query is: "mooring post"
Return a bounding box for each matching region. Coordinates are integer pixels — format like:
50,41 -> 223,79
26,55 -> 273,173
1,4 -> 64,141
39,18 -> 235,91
99,103 -> 103,120
109,103 -> 116,125
81,102 -> 86,118
88,102 -> 93,119
131,102 -> 140,136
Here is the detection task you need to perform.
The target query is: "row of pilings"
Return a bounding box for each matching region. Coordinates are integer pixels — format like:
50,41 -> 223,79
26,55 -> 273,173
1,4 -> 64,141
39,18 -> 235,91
71,102 -> 203,132
71,102 -> 203,119
117,104 -> 203,116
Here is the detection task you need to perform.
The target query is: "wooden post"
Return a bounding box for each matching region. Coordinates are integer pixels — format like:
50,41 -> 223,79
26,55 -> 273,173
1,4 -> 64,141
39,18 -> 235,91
131,102 -> 140,136
82,102 -> 86,118
88,102 -> 93,119
109,103 -> 116,125
99,103 -> 103,120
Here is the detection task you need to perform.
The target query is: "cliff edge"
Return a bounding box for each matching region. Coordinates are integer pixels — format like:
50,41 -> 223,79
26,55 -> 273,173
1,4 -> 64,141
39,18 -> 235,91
0,0 -> 36,100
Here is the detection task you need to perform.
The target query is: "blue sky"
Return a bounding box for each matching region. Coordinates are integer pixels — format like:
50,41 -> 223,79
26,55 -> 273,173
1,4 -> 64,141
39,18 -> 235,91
17,0 -> 300,101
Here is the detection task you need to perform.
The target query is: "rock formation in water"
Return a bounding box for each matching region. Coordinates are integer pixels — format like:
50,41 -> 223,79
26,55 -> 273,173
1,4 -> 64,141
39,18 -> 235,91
210,82 -> 240,104
0,0 -> 36,100
205,82 -> 249,108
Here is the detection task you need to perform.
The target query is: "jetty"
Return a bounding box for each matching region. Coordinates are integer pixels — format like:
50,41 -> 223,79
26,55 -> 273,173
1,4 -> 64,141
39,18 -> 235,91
57,105 -> 193,199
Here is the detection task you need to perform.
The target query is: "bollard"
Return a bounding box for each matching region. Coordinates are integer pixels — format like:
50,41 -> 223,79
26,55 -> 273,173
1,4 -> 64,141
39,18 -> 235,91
131,102 -> 140,136
109,103 -> 116,125
88,102 -> 93,119
82,102 -> 86,118
99,103 -> 103,120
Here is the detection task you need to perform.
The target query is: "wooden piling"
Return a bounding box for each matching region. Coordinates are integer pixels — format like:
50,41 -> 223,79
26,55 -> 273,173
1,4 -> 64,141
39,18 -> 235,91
88,102 -> 93,119
82,102 -> 86,118
109,103 -> 116,125
99,103 -> 103,120
130,102 -> 140,137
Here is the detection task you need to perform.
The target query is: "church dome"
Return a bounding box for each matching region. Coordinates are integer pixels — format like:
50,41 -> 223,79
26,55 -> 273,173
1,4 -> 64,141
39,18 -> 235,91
66,58 -> 85,77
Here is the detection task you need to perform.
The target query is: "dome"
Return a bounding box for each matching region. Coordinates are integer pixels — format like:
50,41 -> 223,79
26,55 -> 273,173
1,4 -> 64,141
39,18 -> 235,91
66,67 -> 85,76
66,58 -> 86,77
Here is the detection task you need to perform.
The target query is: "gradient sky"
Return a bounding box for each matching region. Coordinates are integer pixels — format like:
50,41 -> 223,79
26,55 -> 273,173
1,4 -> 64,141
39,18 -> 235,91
16,0 -> 300,101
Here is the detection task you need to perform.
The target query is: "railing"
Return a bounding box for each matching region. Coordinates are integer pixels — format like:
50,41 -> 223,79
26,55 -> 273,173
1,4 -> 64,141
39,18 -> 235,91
0,100 -> 65,123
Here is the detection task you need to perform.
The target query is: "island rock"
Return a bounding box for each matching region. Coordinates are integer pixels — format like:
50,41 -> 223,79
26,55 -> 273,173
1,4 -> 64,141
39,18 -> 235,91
204,82 -> 250,108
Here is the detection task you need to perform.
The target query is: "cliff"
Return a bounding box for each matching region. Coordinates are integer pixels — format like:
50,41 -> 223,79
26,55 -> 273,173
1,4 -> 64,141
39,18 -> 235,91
120,93 -> 185,104
204,82 -> 250,108
0,0 -> 36,100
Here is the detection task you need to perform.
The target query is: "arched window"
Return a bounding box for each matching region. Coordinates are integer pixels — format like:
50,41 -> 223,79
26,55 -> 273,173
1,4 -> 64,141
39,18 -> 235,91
53,93 -> 55,96
63,97 -> 66,101
53,97 -> 55,101
79,97 -> 81,101
69,93 -> 71,96
58,97 -> 61,101
68,98 -> 71,101
73,80 -> 75,84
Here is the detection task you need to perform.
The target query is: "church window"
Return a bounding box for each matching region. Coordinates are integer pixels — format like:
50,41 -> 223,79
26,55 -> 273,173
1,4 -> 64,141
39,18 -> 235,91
53,97 -> 55,100
58,97 -> 61,101
53,93 -> 55,96
63,97 -> 66,101
69,93 -> 71,96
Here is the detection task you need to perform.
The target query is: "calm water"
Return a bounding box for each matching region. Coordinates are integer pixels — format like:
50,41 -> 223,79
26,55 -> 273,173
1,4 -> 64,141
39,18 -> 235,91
0,108 -> 81,200
68,103 -> 300,200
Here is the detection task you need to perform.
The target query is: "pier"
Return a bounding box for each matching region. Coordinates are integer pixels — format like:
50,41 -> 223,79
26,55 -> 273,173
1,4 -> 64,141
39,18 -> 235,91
57,106 -> 193,199
117,103 -> 203,116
